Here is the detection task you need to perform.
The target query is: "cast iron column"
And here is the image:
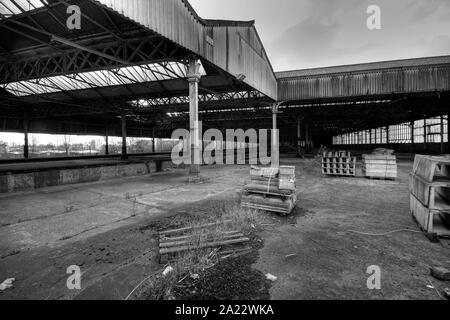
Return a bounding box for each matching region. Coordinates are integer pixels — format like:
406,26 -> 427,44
121,114 -> 127,160
271,104 -> 280,168
23,116 -> 29,159
188,58 -> 202,178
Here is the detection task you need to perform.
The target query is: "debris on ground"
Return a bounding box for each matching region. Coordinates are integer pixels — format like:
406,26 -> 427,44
265,273 -> 277,282
0,278 -> 15,291
172,253 -> 271,300
162,266 -> 174,277
430,266 -> 450,281
444,288 -> 450,299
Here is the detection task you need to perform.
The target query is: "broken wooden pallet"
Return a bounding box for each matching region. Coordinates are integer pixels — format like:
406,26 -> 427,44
158,221 -> 251,264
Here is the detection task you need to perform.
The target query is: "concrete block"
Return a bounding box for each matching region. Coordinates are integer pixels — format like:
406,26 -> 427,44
34,170 -> 60,188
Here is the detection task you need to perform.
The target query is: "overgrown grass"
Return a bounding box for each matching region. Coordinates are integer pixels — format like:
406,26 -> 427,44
135,200 -> 267,300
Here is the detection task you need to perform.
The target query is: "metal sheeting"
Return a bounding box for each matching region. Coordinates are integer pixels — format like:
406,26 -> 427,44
277,58 -> 450,101
95,0 -> 277,100
206,25 -> 277,101
97,0 -> 204,55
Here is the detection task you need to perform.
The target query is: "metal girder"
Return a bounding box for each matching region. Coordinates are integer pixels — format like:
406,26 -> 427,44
132,90 -> 265,109
0,34 -> 183,84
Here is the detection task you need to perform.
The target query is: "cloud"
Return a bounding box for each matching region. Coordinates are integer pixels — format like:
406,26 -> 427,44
266,0 -> 366,69
409,0 -> 450,21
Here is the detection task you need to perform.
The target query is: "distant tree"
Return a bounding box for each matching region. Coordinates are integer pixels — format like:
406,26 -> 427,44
30,135 -> 38,153
61,135 -> 71,156
0,140 -> 7,155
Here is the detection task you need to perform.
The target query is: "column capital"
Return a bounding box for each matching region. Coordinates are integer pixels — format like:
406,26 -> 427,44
187,58 -> 202,82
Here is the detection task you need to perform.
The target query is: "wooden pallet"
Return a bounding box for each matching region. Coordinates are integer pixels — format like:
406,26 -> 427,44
241,193 -> 297,215
362,155 -> 397,178
158,222 -> 250,263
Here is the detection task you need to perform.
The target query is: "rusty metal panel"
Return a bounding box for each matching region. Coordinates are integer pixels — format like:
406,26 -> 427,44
96,0 -> 205,55
208,25 -> 277,100
277,58 -> 450,101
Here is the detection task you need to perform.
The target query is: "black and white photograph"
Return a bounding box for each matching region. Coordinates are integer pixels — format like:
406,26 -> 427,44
0,0 -> 449,309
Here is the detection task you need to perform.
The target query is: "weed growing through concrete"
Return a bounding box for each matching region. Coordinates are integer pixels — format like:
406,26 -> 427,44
134,201 -> 266,300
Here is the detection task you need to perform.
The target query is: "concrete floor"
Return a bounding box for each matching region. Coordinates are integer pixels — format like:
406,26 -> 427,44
0,158 -> 449,300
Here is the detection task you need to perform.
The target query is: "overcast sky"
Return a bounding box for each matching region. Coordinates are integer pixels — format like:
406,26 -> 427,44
190,0 -> 450,71
2,0 -> 450,144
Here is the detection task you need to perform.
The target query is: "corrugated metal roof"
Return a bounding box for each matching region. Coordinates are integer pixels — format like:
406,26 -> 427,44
95,0 -> 277,100
1,61 -> 198,97
276,55 -> 450,79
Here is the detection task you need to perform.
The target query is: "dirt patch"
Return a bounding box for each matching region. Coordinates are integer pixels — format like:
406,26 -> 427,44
173,251 -> 271,300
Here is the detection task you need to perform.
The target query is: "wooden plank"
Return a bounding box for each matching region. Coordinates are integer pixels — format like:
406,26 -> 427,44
159,237 -> 250,255
160,230 -> 242,242
160,232 -> 245,248
159,220 -> 232,236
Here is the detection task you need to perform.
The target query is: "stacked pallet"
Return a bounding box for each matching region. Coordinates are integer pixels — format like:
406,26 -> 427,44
409,155 -> 450,240
362,149 -> 397,180
241,166 -> 297,215
322,151 -> 356,177
158,220 -> 251,263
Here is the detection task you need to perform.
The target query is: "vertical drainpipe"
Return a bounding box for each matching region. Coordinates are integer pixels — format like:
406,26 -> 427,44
188,58 -> 202,179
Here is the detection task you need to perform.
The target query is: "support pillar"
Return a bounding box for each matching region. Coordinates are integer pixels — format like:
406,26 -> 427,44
423,119 -> 427,153
448,113 -> 450,153
23,116 -> 29,159
188,58 -> 202,178
305,123 -> 310,148
440,115 -> 445,154
105,127 -> 109,155
152,128 -> 156,153
121,114 -> 127,160
411,121 -> 415,153
386,126 -> 390,146
296,117 -> 301,154
271,104 -> 280,168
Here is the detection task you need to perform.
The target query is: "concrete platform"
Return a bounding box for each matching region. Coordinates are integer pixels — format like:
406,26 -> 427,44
0,159 -> 448,300
0,155 -> 172,194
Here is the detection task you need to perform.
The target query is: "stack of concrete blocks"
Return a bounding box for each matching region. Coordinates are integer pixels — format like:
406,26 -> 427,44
322,151 -> 356,177
241,166 -> 297,215
362,148 -> 397,180
409,155 -> 450,240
